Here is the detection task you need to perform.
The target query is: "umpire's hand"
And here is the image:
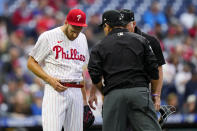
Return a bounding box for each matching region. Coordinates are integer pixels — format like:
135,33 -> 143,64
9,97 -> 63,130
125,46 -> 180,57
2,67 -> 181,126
152,95 -> 161,111
88,88 -> 98,110
48,77 -> 68,92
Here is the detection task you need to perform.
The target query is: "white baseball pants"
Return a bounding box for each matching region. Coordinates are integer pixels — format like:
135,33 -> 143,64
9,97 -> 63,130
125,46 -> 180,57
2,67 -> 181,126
42,84 -> 83,131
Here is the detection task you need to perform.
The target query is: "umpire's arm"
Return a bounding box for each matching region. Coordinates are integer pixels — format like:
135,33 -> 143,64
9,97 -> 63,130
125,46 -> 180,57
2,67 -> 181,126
143,40 -> 160,111
143,40 -> 159,80
150,37 -> 165,110
88,45 -> 103,92
151,66 -> 163,110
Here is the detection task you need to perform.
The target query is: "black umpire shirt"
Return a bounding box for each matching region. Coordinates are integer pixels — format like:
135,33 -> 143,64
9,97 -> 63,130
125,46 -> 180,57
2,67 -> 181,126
135,26 -> 166,66
88,28 -> 159,95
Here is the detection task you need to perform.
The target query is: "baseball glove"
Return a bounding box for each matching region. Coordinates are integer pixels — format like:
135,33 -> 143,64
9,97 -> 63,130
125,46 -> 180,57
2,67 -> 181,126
158,105 -> 176,127
83,105 -> 95,129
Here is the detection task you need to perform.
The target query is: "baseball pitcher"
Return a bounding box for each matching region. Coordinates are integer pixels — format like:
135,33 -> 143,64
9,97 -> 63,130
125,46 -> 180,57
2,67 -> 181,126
27,9 -> 89,131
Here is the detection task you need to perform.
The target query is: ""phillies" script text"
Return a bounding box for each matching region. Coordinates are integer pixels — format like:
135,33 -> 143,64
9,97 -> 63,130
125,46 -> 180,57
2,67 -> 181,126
53,45 -> 85,62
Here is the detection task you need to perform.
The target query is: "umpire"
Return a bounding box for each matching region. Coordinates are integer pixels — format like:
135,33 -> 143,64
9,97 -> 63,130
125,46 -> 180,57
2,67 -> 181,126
88,10 -> 162,131
120,9 -> 166,111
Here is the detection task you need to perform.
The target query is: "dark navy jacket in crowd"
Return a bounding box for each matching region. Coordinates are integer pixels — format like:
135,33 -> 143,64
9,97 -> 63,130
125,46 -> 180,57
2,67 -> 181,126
88,28 -> 159,95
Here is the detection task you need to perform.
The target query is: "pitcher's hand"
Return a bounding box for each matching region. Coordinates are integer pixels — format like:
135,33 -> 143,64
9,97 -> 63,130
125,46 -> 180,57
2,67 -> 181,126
48,77 -> 68,92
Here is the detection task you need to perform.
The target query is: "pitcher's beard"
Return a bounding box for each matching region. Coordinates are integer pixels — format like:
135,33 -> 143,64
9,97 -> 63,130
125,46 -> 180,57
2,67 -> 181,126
64,26 -> 76,41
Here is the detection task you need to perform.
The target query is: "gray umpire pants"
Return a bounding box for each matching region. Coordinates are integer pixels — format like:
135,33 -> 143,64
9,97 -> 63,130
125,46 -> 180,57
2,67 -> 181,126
102,87 -> 162,131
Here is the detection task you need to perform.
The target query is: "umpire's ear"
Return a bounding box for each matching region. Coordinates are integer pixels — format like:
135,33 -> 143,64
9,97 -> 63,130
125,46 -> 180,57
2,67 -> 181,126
133,21 -> 136,27
104,23 -> 112,36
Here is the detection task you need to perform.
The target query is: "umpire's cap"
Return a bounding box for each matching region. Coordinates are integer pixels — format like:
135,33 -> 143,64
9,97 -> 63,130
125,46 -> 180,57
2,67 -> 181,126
99,10 -> 128,27
66,9 -> 87,27
120,9 -> 135,23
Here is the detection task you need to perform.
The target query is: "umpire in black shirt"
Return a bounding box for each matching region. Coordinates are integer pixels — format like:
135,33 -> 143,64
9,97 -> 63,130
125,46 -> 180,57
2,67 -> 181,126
88,10 -> 162,131
120,9 -> 166,111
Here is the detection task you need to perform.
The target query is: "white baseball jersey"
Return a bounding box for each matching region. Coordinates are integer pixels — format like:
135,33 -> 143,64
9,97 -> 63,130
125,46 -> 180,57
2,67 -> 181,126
29,27 -> 89,82
29,27 -> 89,131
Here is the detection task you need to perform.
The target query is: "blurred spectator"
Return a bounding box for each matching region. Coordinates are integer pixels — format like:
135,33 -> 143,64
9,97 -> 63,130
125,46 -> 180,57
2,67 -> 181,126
163,25 -> 181,52
83,0 -> 96,5
181,36 -> 194,62
28,77 -> 44,98
23,37 -> 35,56
164,5 -> 178,25
185,72 -> 197,100
10,29 -> 25,48
0,91 -> 5,114
30,91 -> 43,115
163,54 -> 179,83
54,0 -> 69,15
66,0 -> 79,8
54,11 -> 65,27
11,0 -> 33,28
1,80 -> 18,113
183,94 -> 197,114
29,77 -> 44,92
143,1 -> 167,30
0,92 -> 3,104
161,54 -> 178,100
0,20 -> 8,54
32,0 -> 48,16
87,14 -> 104,42
2,47 -> 25,81
166,93 -> 179,113
189,18 -> 197,38
175,23 -> 185,43
84,28 -> 96,50
152,23 -> 165,41
175,64 -> 192,106
88,14 -> 102,34
11,89 -> 31,117
180,5 -> 196,29
2,47 -> 20,76
175,64 -> 192,95
191,48 -> 197,70
36,6 -> 56,34
148,23 -> 165,52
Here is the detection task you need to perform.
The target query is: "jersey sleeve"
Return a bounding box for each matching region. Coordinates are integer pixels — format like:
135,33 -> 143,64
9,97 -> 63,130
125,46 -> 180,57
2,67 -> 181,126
148,36 -> 166,66
29,33 -> 50,64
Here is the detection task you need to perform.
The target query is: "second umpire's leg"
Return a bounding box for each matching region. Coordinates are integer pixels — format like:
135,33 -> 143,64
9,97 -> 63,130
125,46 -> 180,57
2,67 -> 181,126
102,87 -> 162,131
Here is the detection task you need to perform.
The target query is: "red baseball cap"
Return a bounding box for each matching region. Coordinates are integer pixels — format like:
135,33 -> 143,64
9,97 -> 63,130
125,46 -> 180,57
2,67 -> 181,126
66,9 -> 87,27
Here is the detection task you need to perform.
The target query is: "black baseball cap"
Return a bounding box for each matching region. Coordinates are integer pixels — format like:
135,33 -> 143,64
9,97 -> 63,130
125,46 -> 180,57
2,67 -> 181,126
99,10 -> 127,27
119,9 -> 135,22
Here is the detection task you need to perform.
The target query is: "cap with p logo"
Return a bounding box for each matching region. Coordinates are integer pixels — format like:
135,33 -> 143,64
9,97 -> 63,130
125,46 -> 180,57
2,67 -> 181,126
66,9 -> 87,27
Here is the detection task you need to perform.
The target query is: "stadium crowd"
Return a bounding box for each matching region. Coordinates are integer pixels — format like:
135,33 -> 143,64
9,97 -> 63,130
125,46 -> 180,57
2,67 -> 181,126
0,0 -> 197,120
